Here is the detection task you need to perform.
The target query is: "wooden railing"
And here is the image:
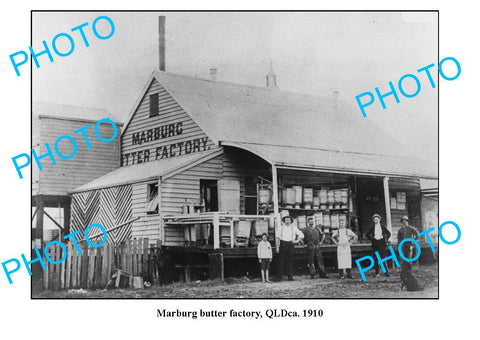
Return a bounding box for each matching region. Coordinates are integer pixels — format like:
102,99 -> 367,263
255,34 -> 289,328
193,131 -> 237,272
163,212 -> 278,249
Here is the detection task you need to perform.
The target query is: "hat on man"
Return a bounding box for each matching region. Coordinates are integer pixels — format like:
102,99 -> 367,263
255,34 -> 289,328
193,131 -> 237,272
372,214 -> 382,222
400,215 -> 409,222
282,215 -> 294,223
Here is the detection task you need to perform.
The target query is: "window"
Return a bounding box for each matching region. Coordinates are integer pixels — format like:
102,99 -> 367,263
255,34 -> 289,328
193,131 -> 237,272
145,183 -> 159,215
149,93 -> 159,117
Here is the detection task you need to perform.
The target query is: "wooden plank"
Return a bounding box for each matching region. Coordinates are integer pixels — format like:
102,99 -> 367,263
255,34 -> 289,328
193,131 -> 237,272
136,240 -> 143,275
142,238 -> 149,277
126,239 -> 132,275
101,243 -> 109,287
132,239 -> 138,275
80,242 -> 89,288
51,245 -> 59,290
121,242 -> 127,271
65,242 -> 73,289
87,247 -> 96,289
71,248 -> 77,288
155,239 -> 162,285
107,243 -> 114,282
94,247 -> 103,289
213,212 -> 220,249
59,244 -> 66,289
44,249 -> 49,290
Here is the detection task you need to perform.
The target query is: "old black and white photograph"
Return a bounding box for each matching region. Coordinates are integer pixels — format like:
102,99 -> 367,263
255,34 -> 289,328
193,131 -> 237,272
29,11 -> 440,299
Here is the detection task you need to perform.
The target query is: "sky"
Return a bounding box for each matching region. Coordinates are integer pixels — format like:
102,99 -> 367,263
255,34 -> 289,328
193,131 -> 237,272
32,11 -> 438,164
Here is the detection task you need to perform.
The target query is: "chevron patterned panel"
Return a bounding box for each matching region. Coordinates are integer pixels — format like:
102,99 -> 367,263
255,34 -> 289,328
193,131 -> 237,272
70,185 -> 133,244
71,191 -> 88,239
114,184 -> 133,243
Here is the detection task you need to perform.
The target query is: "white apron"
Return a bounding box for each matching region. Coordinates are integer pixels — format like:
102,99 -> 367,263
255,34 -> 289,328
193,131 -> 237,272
336,228 -> 352,269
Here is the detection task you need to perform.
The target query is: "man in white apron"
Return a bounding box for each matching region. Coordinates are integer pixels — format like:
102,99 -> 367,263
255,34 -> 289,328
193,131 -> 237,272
332,219 -> 357,279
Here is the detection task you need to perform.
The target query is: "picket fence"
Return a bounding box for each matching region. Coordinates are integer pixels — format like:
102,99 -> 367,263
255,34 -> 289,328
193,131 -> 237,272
43,238 -> 162,290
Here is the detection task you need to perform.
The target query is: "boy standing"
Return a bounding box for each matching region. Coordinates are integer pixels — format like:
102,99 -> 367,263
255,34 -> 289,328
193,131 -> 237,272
257,233 -> 272,283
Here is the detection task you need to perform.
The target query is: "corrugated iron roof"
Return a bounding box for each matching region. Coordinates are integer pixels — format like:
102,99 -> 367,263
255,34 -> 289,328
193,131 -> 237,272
136,71 -> 436,178
72,149 -> 222,192
34,101 -> 122,124
223,142 -> 436,178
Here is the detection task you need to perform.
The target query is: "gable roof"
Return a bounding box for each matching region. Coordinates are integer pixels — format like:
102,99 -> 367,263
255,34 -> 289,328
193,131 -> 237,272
122,70 -> 437,179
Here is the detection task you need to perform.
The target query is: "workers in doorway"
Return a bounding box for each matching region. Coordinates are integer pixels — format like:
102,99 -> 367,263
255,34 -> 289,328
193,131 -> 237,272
367,213 -> 391,277
303,217 -> 329,279
257,233 -> 272,283
332,218 -> 357,279
276,215 -> 304,281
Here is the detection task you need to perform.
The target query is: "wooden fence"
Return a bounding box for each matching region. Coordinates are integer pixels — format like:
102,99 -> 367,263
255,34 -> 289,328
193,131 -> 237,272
43,238 -> 162,290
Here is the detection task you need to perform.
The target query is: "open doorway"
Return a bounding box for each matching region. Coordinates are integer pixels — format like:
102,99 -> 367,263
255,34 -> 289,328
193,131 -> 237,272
200,179 -> 218,212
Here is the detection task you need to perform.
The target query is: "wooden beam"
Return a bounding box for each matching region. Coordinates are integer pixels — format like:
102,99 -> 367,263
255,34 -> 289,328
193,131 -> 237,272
43,210 -> 64,232
31,207 -> 38,223
77,217 -> 140,242
63,202 -> 71,237
213,212 -> 220,249
35,196 -> 44,245
272,164 -> 280,215
383,176 -> 392,240
229,219 -> 235,248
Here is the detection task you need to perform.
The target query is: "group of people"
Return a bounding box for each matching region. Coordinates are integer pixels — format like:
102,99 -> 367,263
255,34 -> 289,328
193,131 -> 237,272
256,213 -> 421,287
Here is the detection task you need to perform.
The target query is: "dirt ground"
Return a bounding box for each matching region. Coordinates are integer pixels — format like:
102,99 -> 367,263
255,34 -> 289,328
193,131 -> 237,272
34,263 -> 438,299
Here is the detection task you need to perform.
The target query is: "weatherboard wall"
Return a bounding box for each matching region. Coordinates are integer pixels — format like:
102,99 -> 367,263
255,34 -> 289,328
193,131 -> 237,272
120,78 -> 217,166
33,116 -> 121,197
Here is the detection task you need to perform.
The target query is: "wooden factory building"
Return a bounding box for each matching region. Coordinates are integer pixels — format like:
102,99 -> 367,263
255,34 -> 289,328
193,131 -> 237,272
70,70 -> 437,255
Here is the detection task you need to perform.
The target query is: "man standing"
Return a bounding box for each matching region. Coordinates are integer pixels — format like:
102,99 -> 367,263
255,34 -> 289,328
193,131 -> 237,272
397,215 -> 423,291
276,215 -> 304,281
303,217 -> 329,279
367,213 -> 391,277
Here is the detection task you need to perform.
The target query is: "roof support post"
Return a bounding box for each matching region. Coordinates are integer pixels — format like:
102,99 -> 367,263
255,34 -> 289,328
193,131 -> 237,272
383,176 -> 392,240
272,164 -> 281,249
213,212 -> 220,249
272,164 -> 280,216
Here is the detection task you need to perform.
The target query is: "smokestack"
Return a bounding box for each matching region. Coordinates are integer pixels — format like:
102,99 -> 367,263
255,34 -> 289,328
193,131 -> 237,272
159,16 -> 166,71
209,67 -> 218,81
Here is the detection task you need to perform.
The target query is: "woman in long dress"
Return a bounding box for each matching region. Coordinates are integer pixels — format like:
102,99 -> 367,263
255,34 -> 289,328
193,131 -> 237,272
332,219 -> 358,279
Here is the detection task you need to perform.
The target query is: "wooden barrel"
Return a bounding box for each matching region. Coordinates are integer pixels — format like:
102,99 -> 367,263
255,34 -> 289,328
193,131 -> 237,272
330,214 -> 339,229
322,214 -> 331,228
235,220 -> 252,238
293,186 -> 303,205
334,189 -> 342,203
252,220 -> 269,236
319,189 -> 328,204
341,189 -> 348,204
282,188 -> 288,205
258,188 -> 271,204
286,188 -> 296,206
303,188 -> 313,204
313,196 -> 320,207
327,190 -> 335,204
339,214 -> 347,227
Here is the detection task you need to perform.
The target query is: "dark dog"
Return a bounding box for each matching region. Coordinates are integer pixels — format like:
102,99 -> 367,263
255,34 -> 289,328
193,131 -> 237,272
400,263 -> 423,291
